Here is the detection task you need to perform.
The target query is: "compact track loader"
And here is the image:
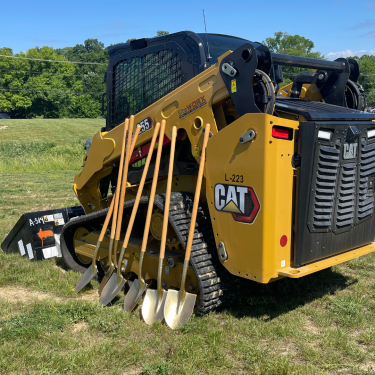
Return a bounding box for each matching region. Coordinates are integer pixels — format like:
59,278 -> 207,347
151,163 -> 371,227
3,31 -> 375,327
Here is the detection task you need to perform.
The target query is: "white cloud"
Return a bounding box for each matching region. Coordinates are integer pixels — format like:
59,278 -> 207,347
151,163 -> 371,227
326,49 -> 375,59
348,19 -> 375,30
362,31 -> 375,37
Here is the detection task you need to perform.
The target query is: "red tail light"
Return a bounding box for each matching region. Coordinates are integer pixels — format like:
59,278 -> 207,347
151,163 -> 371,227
272,126 -> 293,140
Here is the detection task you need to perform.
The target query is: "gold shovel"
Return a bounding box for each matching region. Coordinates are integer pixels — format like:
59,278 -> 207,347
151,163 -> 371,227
164,124 -> 210,329
100,121 -> 161,306
98,117 -> 137,295
123,120 -> 166,312
97,118 -> 129,294
142,126 -> 177,325
75,194 -> 116,292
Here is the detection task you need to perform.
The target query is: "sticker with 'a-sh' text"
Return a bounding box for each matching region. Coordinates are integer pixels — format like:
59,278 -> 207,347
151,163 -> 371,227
231,79 -> 237,93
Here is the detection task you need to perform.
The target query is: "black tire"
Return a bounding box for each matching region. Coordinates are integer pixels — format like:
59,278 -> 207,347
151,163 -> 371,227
60,208 -> 109,275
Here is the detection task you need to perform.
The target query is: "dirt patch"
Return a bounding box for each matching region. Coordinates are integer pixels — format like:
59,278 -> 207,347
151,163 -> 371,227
0,285 -> 99,304
0,285 -> 62,303
304,318 -> 320,335
72,321 -> 89,333
53,264 -> 67,273
0,126 -> 9,130
123,366 -> 143,375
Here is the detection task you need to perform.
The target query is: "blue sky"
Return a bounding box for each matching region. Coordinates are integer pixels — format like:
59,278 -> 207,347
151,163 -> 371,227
1,0 -> 375,60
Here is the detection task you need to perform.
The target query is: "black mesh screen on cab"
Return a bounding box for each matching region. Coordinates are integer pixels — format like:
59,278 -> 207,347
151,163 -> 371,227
111,50 -> 182,128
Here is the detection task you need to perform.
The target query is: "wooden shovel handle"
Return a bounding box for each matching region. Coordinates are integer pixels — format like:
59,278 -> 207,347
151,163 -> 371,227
98,195 -> 116,242
159,125 -> 177,260
120,121 -> 161,251
140,120 -> 166,254
115,116 -> 137,241
184,124 -> 210,261
109,118 -> 129,240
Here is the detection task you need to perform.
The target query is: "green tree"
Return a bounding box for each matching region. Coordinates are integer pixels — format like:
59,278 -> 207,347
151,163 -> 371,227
55,38 -> 107,102
0,46 -> 76,117
263,32 -> 324,86
347,54 -> 375,107
156,30 -> 169,36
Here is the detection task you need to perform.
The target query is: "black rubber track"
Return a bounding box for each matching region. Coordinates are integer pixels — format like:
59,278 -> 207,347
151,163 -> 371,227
60,192 -> 238,315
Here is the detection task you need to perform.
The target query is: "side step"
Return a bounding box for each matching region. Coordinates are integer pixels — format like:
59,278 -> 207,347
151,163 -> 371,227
279,242 -> 375,278
1,206 -> 85,261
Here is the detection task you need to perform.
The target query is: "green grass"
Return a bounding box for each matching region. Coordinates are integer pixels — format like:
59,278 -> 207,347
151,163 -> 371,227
1,119 -> 375,374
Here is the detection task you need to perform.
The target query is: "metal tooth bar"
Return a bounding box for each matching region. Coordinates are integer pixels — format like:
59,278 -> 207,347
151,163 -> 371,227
317,173 -> 337,181
336,212 -> 354,220
314,207 -> 333,213
360,177 -> 368,183
316,181 -> 336,187
358,209 -> 373,218
359,197 -> 375,205
343,163 -> 356,169
359,188 -> 367,195
338,198 -> 354,205
361,155 -> 375,165
319,153 -> 339,161
318,167 -> 338,174
360,162 -> 375,172
361,167 -> 375,177
318,160 -> 339,167
358,204 -> 374,212
336,219 -> 354,227
313,220 -> 331,226
360,183 -> 367,189
337,207 -> 355,214
314,214 -> 332,220
315,200 -> 334,207
320,145 -> 340,154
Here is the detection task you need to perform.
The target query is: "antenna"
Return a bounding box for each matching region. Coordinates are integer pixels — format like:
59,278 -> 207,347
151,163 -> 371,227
202,9 -> 212,61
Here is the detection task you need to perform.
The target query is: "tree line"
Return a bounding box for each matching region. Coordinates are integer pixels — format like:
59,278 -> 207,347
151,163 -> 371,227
0,31 -> 374,118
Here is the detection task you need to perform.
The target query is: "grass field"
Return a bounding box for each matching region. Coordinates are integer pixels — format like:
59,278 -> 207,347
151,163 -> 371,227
1,119 -> 375,375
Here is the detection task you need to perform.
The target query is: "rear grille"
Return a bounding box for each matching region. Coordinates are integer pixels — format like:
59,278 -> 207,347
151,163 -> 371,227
309,133 -> 375,232
336,163 -> 356,228
312,145 -> 339,229
358,140 -> 375,220
296,121 -> 375,266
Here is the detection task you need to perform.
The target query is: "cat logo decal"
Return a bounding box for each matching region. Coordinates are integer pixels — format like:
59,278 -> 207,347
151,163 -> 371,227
214,184 -> 260,224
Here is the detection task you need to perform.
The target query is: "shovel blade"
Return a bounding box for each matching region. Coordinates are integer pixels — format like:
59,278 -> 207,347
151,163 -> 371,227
98,268 -> 113,296
164,290 -> 196,329
142,288 -> 167,325
123,278 -> 147,312
99,274 -> 126,306
75,264 -> 97,292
